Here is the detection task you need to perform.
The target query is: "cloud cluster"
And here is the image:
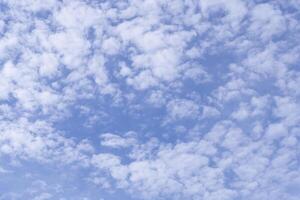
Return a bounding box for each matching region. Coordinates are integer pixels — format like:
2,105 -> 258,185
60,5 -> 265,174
0,0 -> 299,200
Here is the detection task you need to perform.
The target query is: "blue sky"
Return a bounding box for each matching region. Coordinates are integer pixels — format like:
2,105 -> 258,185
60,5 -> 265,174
0,0 -> 300,199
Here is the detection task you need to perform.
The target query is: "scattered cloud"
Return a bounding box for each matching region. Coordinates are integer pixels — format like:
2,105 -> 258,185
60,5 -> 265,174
0,0 -> 299,200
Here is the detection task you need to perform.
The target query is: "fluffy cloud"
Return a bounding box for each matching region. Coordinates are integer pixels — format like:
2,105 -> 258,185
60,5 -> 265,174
166,99 -> 200,121
100,132 -> 137,149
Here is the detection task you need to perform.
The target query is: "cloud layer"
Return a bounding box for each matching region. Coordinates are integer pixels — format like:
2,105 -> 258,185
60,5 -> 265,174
0,0 -> 299,200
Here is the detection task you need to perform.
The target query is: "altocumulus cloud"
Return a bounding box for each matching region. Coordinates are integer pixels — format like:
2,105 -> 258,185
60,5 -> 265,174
0,0 -> 300,200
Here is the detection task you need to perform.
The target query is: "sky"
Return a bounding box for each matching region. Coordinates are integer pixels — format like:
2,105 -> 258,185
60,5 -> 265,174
0,0 -> 299,199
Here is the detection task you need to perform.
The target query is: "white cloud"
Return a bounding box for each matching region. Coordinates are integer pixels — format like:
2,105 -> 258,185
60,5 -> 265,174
91,153 -> 121,170
100,132 -> 137,149
0,118 -> 93,165
231,103 -> 250,121
102,37 -> 121,55
249,3 -> 286,40
265,123 -> 287,140
273,96 -> 300,127
146,90 -> 167,107
127,70 -> 158,90
49,30 -> 90,69
200,0 -> 247,28
166,99 -> 200,121
38,53 -> 59,77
